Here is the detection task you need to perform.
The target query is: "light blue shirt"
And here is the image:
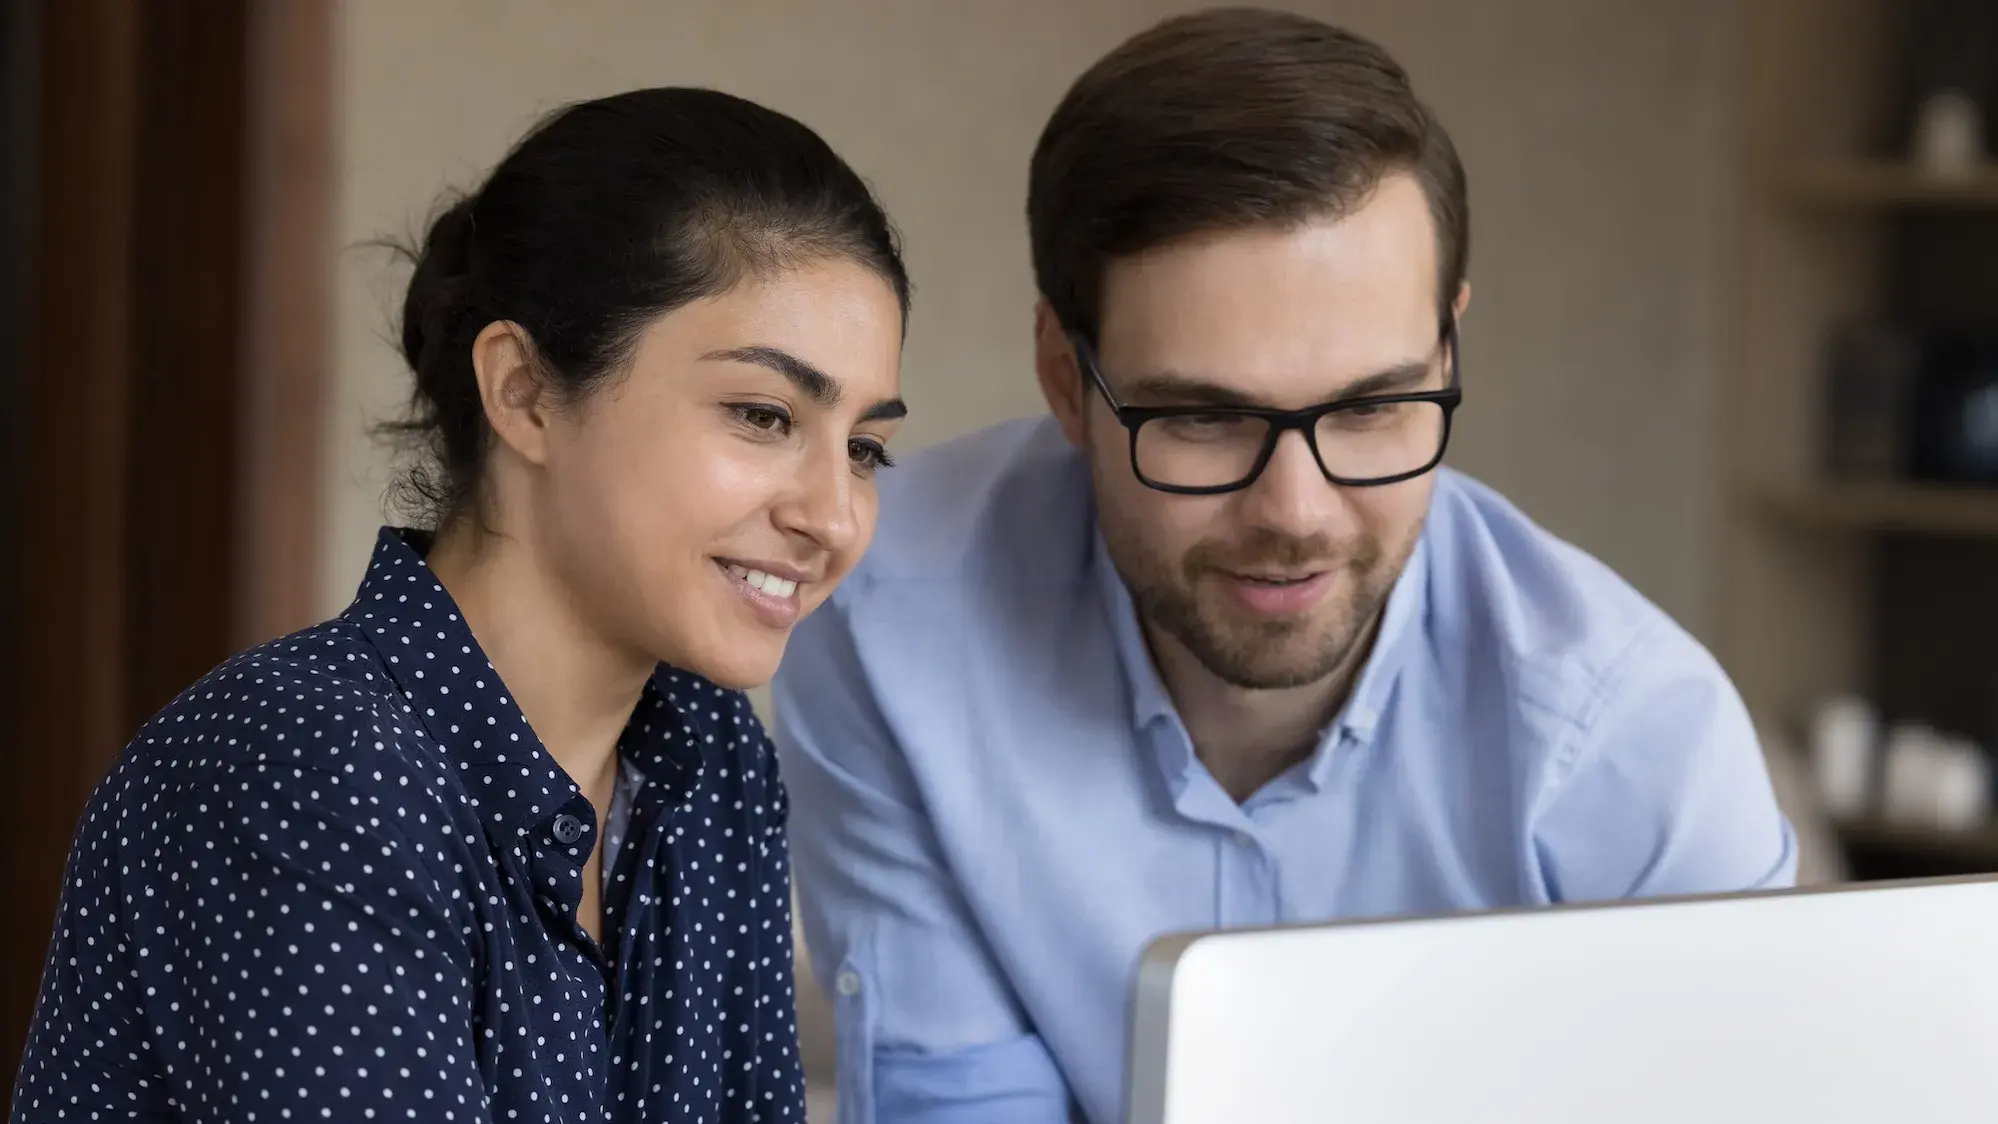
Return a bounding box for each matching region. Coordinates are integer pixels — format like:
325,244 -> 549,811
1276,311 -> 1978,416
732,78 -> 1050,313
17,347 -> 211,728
773,416 -> 1796,1124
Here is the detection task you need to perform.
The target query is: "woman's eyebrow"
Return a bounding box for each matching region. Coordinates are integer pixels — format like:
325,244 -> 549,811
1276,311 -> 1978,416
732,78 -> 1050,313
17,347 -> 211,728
703,344 -> 906,422
702,345 -> 840,405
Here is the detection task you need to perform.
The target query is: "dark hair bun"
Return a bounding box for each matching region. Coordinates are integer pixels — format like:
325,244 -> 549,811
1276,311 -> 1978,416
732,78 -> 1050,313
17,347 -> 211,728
398,196 -> 477,377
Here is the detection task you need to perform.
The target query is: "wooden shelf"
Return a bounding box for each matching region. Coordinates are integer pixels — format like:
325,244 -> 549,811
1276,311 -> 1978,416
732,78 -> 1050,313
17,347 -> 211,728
1756,481 -> 1998,536
1835,817 -> 1998,869
1772,162 -> 1998,209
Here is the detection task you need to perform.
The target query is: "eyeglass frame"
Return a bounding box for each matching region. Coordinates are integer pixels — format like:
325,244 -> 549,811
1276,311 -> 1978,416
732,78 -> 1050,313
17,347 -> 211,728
1067,318 -> 1465,496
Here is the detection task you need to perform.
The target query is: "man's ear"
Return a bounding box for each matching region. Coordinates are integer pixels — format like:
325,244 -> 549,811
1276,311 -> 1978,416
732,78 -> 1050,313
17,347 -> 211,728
1032,301 -> 1088,448
470,320 -> 557,467
1452,280 -> 1472,320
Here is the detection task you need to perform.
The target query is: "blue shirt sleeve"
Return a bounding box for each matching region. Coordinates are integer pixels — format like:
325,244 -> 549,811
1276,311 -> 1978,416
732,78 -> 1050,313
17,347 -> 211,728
773,599 -> 1074,1124
15,746 -> 491,1123
1531,622 -> 1799,902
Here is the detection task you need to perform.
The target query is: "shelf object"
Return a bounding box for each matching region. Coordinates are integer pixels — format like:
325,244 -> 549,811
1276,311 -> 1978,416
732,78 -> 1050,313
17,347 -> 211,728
1834,817 -> 1998,870
1772,162 -> 1998,209
1728,1 -> 1998,882
1758,481 -> 1998,536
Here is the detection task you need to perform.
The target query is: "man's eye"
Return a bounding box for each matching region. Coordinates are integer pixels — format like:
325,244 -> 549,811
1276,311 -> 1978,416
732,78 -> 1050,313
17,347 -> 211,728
1157,414 -> 1259,441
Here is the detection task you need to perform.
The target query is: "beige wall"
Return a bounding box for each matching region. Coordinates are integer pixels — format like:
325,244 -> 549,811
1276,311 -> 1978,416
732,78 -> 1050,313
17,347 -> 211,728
322,0 -> 1738,641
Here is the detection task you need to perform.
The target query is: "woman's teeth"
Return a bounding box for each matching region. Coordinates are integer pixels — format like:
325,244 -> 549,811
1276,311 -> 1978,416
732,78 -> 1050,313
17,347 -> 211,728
734,566 -> 797,598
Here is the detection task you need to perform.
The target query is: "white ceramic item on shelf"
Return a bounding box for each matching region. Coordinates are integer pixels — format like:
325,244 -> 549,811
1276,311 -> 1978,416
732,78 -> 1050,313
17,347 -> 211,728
1809,695 -> 1876,817
1881,724 -> 1992,830
1931,735 -> 1992,831
1881,723 -> 1942,825
1912,88 -> 1985,179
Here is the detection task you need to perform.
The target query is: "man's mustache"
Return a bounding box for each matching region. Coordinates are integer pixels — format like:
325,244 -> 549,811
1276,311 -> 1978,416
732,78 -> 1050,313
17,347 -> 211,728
1184,529 -> 1376,574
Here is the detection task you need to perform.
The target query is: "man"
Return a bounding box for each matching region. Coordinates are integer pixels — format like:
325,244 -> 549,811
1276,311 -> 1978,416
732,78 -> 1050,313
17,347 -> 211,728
773,9 -> 1795,1123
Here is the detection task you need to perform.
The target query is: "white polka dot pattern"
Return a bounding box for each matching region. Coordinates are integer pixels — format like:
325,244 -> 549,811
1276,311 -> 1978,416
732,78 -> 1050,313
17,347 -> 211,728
12,528 -> 805,1122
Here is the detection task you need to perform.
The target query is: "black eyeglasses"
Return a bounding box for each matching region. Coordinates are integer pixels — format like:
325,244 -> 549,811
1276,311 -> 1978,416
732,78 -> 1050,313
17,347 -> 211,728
1069,320 -> 1463,495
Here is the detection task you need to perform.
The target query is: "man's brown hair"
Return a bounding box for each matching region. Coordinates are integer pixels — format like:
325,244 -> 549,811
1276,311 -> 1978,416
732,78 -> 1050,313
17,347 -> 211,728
1028,7 -> 1468,342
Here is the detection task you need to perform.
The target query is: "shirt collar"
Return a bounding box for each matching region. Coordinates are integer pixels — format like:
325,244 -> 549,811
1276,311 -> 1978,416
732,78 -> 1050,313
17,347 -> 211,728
1336,533 -> 1427,748
341,527 -> 702,842
1091,533 -> 1176,735
1091,525 -> 1430,793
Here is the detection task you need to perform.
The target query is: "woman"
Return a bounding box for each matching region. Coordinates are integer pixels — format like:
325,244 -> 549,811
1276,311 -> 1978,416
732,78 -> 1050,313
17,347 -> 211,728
13,87 -> 908,1122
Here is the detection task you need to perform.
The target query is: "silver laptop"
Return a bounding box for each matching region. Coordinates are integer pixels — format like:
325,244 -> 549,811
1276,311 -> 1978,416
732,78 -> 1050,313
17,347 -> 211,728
1125,876 -> 1998,1124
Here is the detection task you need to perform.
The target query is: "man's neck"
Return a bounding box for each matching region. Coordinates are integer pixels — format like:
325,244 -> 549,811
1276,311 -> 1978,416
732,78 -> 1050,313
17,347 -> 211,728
1146,616 -> 1381,804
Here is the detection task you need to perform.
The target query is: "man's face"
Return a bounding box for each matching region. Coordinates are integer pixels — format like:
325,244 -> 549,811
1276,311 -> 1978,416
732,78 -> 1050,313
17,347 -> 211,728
1058,173 -> 1454,690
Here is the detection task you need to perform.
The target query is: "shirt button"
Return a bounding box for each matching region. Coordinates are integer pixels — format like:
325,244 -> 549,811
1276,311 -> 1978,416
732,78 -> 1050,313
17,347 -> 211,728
552,814 -> 586,845
835,971 -> 862,997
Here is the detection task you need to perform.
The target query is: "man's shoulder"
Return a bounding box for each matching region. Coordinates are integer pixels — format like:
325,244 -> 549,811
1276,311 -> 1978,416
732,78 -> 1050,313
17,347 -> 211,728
1424,470 -> 1722,714
842,414 -> 1093,596
780,416 -> 1108,734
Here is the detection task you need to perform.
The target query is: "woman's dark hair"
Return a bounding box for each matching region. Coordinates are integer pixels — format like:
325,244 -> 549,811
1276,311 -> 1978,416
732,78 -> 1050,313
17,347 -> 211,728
387,86 -> 910,526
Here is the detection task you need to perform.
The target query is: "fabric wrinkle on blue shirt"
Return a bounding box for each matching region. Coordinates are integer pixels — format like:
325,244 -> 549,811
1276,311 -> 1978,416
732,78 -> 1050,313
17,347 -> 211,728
772,414 -> 1798,1124
14,527 -> 805,1123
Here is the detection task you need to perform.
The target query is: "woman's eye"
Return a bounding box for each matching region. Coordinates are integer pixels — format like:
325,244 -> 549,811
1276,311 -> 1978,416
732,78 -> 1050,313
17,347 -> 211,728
731,403 -> 792,435
849,439 -> 895,474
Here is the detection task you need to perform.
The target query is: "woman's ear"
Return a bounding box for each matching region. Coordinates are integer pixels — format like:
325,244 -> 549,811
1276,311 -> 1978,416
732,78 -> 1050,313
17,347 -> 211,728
471,320 -> 558,467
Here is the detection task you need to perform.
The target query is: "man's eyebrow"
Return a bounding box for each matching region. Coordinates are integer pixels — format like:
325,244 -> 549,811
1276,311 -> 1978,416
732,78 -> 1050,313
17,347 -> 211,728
1122,360 -> 1436,408
1121,374 -> 1267,408
701,346 -> 840,406
1326,361 -> 1437,401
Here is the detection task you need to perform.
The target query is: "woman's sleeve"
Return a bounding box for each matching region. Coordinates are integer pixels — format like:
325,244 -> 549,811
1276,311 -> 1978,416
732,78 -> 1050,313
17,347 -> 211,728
14,743 -> 493,1123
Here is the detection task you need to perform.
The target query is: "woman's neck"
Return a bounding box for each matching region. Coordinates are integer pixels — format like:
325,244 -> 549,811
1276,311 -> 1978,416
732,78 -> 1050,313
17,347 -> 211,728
424,519 -> 651,805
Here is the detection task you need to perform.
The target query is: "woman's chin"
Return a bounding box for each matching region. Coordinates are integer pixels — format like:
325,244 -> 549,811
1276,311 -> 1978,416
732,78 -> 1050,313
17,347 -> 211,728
666,628 -> 787,692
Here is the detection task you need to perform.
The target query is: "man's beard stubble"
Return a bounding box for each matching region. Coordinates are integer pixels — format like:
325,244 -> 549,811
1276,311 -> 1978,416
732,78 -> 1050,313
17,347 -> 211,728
1098,504 -> 1415,692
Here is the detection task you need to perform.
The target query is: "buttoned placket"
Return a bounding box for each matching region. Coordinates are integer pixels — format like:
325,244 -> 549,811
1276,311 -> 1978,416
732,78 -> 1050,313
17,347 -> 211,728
530,790 -> 606,952
600,754 -> 703,1103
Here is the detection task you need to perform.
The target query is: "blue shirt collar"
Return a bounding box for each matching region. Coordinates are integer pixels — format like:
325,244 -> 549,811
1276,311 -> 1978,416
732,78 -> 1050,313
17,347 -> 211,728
1090,525 -> 1430,793
341,527 -> 704,841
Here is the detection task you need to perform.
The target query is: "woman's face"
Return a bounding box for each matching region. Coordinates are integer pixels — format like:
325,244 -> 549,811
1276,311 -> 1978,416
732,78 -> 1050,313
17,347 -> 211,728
531,258 -> 906,689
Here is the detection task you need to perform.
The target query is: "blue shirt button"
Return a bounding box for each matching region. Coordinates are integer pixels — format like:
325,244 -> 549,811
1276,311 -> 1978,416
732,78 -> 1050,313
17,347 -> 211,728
552,814 -> 586,845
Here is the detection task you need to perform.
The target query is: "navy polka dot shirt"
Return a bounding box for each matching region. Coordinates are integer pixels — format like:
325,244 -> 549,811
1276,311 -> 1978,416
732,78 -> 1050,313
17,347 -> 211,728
12,529 -> 805,1122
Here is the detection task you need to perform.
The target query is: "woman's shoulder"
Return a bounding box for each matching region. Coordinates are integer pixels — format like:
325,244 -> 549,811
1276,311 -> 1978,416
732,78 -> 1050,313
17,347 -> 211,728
101,617 -> 466,849
134,617 -> 412,763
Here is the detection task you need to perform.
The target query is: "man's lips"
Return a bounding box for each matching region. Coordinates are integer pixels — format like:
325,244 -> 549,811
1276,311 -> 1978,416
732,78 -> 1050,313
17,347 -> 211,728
1228,570 -> 1328,584
1214,568 -> 1337,616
